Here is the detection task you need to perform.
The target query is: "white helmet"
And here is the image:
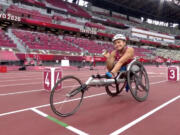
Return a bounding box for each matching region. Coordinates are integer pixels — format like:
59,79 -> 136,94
112,34 -> 126,42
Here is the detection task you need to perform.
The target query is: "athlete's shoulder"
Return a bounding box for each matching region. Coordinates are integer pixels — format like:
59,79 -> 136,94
127,47 -> 134,52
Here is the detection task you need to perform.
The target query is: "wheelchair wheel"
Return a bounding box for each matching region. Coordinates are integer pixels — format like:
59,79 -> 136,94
105,81 -> 126,97
127,61 -> 149,102
50,76 -> 84,117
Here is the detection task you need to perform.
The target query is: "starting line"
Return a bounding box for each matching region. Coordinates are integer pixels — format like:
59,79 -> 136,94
31,108 -> 89,135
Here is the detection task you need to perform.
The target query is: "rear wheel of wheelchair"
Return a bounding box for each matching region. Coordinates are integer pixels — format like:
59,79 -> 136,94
127,61 -> 149,102
105,81 -> 126,97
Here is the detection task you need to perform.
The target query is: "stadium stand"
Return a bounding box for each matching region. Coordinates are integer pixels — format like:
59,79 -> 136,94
0,28 -> 17,48
6,5 -> 52,23
0,0 -> 179,68
46,0 -> 91,18
63,36 -> 108,54
12,29 -> 81,54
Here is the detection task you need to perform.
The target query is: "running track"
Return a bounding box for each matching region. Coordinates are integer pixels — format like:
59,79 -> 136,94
0,66 -> 180,135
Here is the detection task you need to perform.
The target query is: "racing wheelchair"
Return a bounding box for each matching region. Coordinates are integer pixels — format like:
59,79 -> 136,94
50,58 -> 149,117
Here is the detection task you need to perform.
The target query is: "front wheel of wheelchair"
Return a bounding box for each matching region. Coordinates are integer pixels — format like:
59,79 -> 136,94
105,81 -> 126,97
127,61 -> 149,102
50,76 -> 84,117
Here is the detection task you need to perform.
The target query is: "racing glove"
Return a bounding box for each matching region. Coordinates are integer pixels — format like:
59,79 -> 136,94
106,72 -> 113,78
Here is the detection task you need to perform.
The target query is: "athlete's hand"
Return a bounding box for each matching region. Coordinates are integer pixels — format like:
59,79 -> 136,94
102,49 -> 110,58
105,72 -> 113,79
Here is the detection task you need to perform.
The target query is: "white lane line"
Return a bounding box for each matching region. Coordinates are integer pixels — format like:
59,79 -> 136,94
31,108 -> 48,117
31,108 -> 89,135
0,89 -> 44,96
148,72 -> 165,75
0,79 -> 167,96
0,92 -> 105,117
0,73 -> 166,89
0,108 -> 31,117
0,80 -> 168,117
0,75 -> 89,83
0,75 -> 92,87
110,95 -> 180,135
0,72 -> 41,76
0,85 -> 82,96
0,82 -> 41,87
0,75 -> 42,79
148,67 -> 167,69
66,126 -> 89,135
150,80 -> 167,84
0,71 -> 100,79
0,78 -> 42,83
148,76 -> 165,78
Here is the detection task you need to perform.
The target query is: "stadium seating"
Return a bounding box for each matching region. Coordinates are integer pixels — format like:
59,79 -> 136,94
0,29 -> 17,48
85,22 -> 106,30
19,0 -> 46,7
155,48 -> 180,60
64,36 -> 110,54
63,36 -> 152,57
12,29 -> 81,53
91,9 -> 180,35
46,0 -> 91,18
6,5 -> 52,23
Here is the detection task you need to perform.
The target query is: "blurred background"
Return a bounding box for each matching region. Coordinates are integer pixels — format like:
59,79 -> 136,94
0,0 -> 180,72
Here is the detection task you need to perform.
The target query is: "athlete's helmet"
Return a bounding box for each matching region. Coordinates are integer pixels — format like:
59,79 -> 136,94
112,34 -> 126,42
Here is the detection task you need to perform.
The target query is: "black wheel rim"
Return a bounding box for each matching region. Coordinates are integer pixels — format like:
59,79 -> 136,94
50,76 -> 84,117
105,81 -> 126,97
128,62 -> 149,102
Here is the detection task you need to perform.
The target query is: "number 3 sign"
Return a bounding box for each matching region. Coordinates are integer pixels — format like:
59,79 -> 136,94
168,66 -> 179,81
44,67 -> 62,91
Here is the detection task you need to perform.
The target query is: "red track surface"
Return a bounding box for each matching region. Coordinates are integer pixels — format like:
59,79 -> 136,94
0,66 -> 180,135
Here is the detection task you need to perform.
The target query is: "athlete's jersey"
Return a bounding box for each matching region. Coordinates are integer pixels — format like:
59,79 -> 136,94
114,47 -> 132,66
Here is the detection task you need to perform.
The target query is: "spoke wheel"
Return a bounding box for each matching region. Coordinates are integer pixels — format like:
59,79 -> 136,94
127,61 -> 149,102
105,81 -> 126,97
50,76 -> 84,117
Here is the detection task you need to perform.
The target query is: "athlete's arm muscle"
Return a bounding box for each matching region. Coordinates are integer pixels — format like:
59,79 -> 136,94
106,50 -> 116,71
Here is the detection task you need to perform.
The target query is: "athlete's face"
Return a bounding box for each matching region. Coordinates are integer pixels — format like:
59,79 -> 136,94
113,39 -> 126,51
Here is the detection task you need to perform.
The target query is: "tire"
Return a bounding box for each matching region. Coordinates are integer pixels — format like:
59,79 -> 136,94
127,61 -> 149,102
50,76 -> 84,117
105,81 -> 126,97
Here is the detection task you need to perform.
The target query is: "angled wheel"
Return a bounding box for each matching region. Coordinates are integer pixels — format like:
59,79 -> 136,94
105,80 -> 126,97
50,76 -> 84,117
127,61 -> 149,102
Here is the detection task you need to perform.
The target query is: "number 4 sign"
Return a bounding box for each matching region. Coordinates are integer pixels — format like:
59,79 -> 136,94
44,67 -> 62,91
168,66 -> 179,81
44,69 -> 51,91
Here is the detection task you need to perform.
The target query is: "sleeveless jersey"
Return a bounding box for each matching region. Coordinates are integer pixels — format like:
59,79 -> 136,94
115,47 -> 132,66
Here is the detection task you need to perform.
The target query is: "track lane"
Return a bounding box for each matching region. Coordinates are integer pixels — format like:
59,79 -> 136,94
0,66 -> 179,135
0,79 -> 179,134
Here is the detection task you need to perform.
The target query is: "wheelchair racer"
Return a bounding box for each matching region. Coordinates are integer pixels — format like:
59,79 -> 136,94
103,34 -> 134,79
